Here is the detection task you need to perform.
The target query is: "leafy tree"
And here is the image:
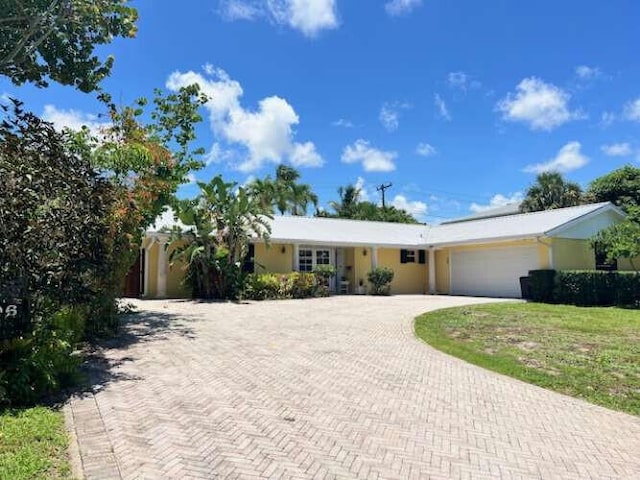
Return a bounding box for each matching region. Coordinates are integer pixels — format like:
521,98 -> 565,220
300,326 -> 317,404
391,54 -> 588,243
587,166 -> 640,270
0,100 -> 115,403
592,220 -> 640,272
0,0 -> 138,92
586,165 -> 640,213
520,172 -> 584,213
170,176 -> 272,299
68,85 -> 207,332
321,184 -> 419,224
247,165 -> 318,215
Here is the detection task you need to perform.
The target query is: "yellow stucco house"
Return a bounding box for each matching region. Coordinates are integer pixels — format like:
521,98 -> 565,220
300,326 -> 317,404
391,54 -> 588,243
131,202 -> 635,299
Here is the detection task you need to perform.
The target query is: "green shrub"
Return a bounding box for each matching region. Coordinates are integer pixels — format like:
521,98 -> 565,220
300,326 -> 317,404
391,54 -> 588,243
0,306 -> 85,406
528,269 -> 557,303
244,272 -> 322,300
555,270 -> 639,307
367,267 -> 394,295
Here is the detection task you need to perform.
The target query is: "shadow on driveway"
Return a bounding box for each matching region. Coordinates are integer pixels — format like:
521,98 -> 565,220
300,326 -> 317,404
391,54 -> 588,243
69,308 -> 198,399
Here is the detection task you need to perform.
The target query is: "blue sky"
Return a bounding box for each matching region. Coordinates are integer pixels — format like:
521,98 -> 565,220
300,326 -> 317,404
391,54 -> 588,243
3,0 -> 640,222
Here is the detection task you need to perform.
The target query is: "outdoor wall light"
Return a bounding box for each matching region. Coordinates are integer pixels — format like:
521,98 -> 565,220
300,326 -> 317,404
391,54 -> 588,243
363,249 -> 367,256
281,246 -> 286,254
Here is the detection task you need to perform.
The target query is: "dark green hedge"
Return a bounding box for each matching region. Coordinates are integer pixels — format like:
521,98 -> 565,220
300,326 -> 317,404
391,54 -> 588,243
527,269 -> 640,308
529,269 -> 556,303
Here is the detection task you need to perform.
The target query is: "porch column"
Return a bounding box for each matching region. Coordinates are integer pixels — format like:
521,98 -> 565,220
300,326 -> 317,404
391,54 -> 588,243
370,246 -> 378,269
157,236 -> 168,298
293,244 -> 300,271
428,247 -> 436,294
143,244 -> 150,297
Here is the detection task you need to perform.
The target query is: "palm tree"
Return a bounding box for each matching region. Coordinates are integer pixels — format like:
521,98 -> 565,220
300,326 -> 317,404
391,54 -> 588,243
246,177 -> 275,212
520,172 -> 584,213
170,175 -> 271,299
329,184 -> 361,217
247,165 -> 318,215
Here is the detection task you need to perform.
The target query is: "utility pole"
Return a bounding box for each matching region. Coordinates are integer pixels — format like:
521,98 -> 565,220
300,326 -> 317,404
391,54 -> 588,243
377,182 -> 393,208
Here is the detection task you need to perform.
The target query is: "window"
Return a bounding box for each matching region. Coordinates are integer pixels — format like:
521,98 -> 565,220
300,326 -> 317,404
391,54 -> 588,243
595,248 -> 617,271
299,249 -> 313,272
316,249 -> 330,266
400,249 -> 416,263
242,244 -> 255,273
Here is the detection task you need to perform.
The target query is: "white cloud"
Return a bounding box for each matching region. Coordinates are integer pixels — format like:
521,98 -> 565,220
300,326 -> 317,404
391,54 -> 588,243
341,139 -> 397,172
332,118 -> 354,128
575,65 -> 601,80
385,0 -> 422,16
623,97 -> 640,122
391,194 -> 428,219
416,142 -> 436,157
496,77 -> 584,131
354,176 -> 371,202
470,192 -> 523,213
601,111 -> 616,127
379,104 -> 399,132
0,92 -> 11,103
447,71 -> 481,91
434,94 -> 451,121
601,143 -> 633,157
167,67 -> 323,173
41,105 -> 110,136
219,0 -> 338,37
379,102 -> 410,132
523,141 -> 589,174
290,141 -> 324,167
220,0 -> 260,20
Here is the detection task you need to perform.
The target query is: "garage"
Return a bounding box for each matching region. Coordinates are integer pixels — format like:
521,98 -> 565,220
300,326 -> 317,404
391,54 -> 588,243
450,245 -> 540,298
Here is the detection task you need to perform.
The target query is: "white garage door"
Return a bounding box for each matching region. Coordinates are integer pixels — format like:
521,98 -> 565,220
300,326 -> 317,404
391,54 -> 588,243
450,246 -> 540,298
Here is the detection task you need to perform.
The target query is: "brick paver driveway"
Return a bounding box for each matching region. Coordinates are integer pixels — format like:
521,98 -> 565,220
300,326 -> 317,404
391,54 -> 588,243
67,296 -> 640,479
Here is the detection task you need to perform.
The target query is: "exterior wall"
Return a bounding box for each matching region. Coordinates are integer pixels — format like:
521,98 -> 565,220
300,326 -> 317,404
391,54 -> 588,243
354,247 -> 372,293
378,248 -> 427,294
166,242 -> 190,298
435,250 -> 450,294
433,239 -> 550,295
619,257 -> 640,271
551,238 -> 595,270
254,243 -> 293,273
343,248 -> 356,289
146,241 -> 159,298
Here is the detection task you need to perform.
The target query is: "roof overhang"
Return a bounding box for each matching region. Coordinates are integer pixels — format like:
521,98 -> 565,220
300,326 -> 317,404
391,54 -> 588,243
544,203 -> 626,238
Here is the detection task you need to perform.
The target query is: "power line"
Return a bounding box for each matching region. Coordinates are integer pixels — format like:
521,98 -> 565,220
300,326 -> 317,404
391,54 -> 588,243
376,182 -> 393,208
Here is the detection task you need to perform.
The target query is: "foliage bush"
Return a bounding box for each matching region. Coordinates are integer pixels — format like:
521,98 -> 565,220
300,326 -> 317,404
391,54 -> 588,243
0,306 -> 85,405
367,267 -> 395,295
528,270 -> 557,303
527,269 -> 640,308
554,271 -> 639,308
244,272 -> 325,300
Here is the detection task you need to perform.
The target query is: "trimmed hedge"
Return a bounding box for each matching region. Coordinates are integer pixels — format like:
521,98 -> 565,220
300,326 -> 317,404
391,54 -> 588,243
527,269 -> 640,308
244,272 -> 328,300
529,269 -> 556,303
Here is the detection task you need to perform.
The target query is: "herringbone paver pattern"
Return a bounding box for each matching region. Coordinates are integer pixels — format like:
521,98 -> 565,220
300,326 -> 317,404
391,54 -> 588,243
67,296 -> 640,479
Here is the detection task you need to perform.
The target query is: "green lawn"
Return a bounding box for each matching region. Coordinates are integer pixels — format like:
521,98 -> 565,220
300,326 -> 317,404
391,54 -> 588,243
415,302 -> 640,416
0,407 -> 73,480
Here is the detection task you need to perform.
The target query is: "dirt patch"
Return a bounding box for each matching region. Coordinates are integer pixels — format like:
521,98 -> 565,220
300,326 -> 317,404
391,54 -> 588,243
517,341 -> 539,351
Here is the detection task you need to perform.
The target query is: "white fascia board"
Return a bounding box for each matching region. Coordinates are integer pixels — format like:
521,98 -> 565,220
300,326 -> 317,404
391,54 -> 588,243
427,234 -> 539,249
252,238 -> 427,249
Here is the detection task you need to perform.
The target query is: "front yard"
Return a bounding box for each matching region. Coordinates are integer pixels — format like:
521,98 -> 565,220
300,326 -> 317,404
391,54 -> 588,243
415,302 -> 640,416
0,407 -> 72,479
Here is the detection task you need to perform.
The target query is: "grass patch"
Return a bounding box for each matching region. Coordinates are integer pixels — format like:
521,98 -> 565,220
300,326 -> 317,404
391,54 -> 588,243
0,407 -> 72,479
415,302 -> 640,416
